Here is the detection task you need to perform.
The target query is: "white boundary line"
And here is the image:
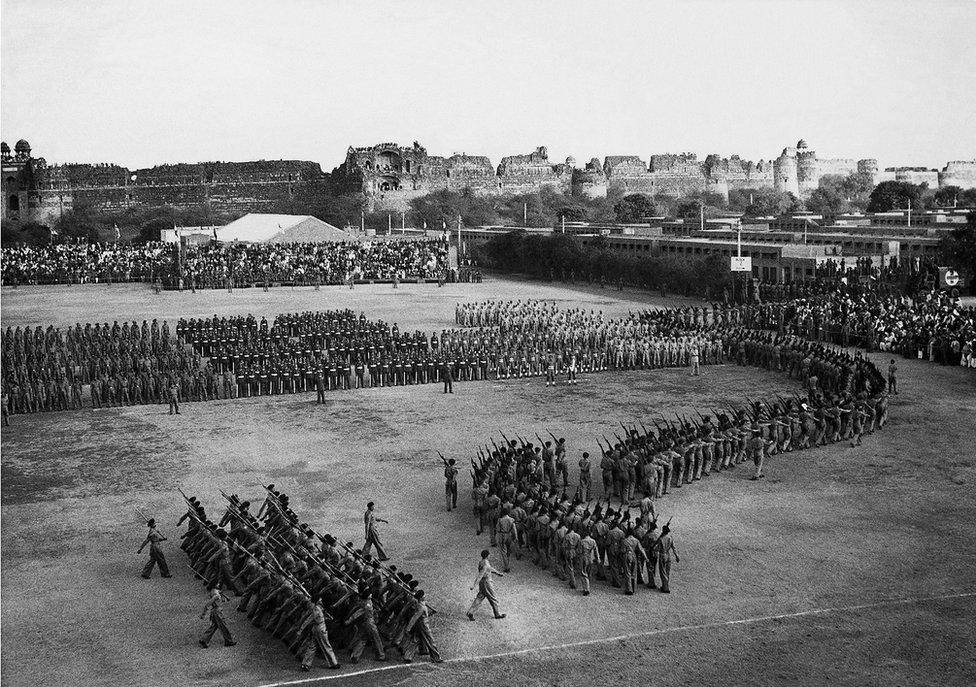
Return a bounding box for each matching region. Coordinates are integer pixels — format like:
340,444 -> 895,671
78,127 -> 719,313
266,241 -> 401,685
256,590 -> 976,687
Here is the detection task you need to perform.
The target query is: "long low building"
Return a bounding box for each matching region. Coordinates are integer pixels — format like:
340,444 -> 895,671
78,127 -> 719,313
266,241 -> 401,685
576,234 -> 860,282
687,227 -> 940,261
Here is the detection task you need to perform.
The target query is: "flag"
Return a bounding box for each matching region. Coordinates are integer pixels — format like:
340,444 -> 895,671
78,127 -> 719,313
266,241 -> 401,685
212,226 -> 218,241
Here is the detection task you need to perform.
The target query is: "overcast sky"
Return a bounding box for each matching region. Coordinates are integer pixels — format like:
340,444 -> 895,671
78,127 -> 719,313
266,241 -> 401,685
2,0 -> 974,171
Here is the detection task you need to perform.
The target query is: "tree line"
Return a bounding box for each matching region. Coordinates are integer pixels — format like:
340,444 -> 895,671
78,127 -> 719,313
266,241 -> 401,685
478,230 -> 734,299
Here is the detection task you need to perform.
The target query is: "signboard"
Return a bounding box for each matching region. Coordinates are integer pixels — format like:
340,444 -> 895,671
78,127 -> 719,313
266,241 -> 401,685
730,256 -> 752,272
944,269 -> 960,287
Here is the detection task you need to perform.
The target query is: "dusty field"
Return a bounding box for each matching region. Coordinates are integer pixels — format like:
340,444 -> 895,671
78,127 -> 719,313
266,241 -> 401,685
2,277 -> 975,687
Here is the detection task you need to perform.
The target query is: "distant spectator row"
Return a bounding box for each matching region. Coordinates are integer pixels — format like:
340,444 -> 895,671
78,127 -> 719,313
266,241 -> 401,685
0,238 -> 451,286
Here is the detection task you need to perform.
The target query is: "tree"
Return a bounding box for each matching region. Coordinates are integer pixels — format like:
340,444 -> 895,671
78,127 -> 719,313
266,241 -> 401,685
933,185 -> 963,208
613,194 -> 658,223
866,181 -> 922,213
806,186 -> 848,215
840,172 -> 875,202
740,188 -> 801,217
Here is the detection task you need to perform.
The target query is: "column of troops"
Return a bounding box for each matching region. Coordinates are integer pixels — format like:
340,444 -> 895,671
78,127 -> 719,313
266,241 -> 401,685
4,290 -> 924,417
0,320 -> 207,414
174,307 -> 727,399
448,300 -> 888,597
178,486 -> 441,671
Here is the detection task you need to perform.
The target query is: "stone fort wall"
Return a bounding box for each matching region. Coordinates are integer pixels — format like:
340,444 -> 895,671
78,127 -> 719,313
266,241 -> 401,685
4,138 -> 975,224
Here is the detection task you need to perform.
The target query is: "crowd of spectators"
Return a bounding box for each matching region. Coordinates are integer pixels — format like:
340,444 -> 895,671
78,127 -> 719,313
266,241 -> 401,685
0,238 -> 451,287
176,239 -> 450,288
742,286 -> 975,368
0,242 -> 173,285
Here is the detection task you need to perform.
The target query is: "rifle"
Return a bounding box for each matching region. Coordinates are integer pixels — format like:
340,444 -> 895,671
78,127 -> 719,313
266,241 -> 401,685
136,508 -> 152,525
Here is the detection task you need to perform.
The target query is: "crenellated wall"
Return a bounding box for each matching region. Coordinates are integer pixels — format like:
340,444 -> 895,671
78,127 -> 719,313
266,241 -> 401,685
4,138 -> 974,225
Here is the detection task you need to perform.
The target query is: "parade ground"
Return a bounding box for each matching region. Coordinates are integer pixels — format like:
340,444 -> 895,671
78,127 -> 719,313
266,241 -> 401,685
2,277 -> 975,687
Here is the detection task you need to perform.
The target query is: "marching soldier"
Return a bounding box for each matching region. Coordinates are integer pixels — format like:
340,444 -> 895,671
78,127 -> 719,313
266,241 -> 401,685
138,518 -> 172,578
496,508 -> 517,572
298,597 -> 341,671
653,523 -> 679,593
467,549 -> 506,620
199,585 -> 237,648
362,502 -> 390,561
577,452 -> 592,501
443,458 -> 459,511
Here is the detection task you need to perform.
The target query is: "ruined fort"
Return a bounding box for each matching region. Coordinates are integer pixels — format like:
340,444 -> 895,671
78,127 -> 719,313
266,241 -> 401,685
3,138 -> 975,224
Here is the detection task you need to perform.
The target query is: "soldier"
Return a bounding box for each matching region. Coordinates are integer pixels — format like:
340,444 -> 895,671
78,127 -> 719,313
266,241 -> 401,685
315,368 -> 326,404
578,452 -> 592,501
137,518 -> 172,578
443,458 -> 459,511
887,359 -> 898,395
496,508 -> 517,572
207,530 -> 242,593
485,491 -> 502,546
555,438 -> 569,487
362,502 -> 390,561
621,526 -> 646,595
397,590 -> 443,663
600,449 -> 614,497
298,597 -> 341,671
467,549 -> 506,620
578,525 -> 597,596
440,359 -> 454,394
345,590 -> 386,663
199,585 -> 237,648
563,523 -> 582,590
653,523 -> 679,593
168,380 -> 180,415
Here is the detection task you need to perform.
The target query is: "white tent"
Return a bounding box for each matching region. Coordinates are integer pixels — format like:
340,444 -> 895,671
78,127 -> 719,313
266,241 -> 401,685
217,214 -> 354,243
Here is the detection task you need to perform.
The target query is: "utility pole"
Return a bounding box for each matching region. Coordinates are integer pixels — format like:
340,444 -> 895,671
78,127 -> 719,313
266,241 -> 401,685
360,210 -> 365,234
907,198 -> 912,228
457,214 -> 462,257
401,211 -> 405,234
388,213 -> 392,234
699,201 -> 704,233
561,215 -> 565,234
523,202 -> 527,226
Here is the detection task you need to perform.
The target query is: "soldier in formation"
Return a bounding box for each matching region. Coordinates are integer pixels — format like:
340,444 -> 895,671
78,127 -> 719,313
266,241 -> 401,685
177,486 -> 442,670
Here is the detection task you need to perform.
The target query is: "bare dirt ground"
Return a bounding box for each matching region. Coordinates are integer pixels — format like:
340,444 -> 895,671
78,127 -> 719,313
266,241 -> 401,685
2,277 -> 975,687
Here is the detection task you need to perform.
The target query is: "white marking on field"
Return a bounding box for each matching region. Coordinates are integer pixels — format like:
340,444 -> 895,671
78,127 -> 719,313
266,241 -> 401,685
256,590 -> 976,686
